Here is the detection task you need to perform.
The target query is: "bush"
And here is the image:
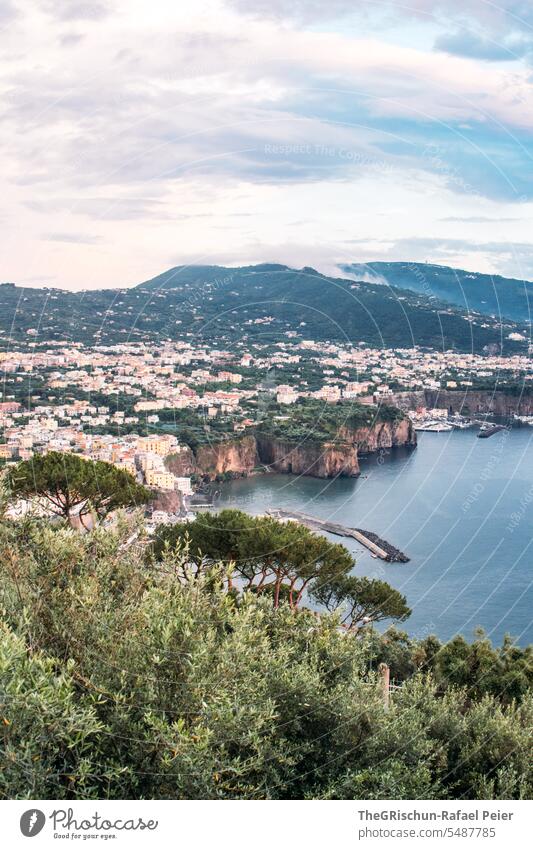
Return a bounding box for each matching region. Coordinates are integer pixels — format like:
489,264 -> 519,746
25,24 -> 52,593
0,514 -> 531,800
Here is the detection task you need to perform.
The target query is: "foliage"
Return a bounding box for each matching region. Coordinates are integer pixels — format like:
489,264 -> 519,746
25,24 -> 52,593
342,261 -> 533,324
0,624 -> 109,800
1,262 -> 528,353
0,514 -> 531,800
152,509 -> 397,616
256,399 -> 404,444
311,574 -> 411,630
5,452 -> 150,528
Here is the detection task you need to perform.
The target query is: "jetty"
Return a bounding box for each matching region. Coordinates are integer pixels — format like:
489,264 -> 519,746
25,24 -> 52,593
477,424 -> 508,439
266,508 -> 409,563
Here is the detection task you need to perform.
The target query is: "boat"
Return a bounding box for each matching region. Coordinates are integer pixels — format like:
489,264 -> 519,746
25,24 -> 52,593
414,420 -> 453,432
449,416 -> 474,429
477,424 -> 507,439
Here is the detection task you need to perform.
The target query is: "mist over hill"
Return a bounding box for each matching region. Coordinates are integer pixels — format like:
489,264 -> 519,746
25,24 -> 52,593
341,262 -> 533,325
0,263 -> 529,353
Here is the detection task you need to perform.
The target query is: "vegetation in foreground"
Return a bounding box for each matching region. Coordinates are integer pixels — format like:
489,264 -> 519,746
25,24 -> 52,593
153,510 -> 411,623
0,501 -> 531,800
6,451 -> 151,528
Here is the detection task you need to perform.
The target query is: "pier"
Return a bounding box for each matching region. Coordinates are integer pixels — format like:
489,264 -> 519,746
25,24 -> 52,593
266,508 -> 409,563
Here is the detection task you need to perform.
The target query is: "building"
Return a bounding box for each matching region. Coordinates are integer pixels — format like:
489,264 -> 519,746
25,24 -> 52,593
136,435 -> 177,455
277,390 -> 297,404
175,477 -> 193,495
217,371 -> 242,384
145,469 -> 176,490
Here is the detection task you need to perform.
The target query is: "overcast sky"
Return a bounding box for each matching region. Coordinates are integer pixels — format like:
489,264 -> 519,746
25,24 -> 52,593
2,0 -> 533,289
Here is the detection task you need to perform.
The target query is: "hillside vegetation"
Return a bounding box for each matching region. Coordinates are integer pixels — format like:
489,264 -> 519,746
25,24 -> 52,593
0,506 -> 531,800
342,262 -> 533,324
0,263 -> 528,352
256,399 -> 404,443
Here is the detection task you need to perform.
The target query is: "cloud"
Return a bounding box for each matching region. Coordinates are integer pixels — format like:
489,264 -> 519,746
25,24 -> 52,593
344,235 -> 533,279
434,29 -> 533,61
43,232 -> 102,244
0,0 -> 19,21
226,1 -> 533,33
60,33 -> 85,47
1,0 -> 533,290
40,0 -> 112,20
4,19 -> 533,207
440,215 -> 520,223
27,196 -> 174,221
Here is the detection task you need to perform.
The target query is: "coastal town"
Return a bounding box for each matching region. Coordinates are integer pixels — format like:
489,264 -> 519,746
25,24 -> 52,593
1,336 -> 531,524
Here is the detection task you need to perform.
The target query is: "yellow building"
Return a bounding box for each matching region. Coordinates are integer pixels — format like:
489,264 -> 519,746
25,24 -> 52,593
145,469 -> 176,490
137,435 -> 175,455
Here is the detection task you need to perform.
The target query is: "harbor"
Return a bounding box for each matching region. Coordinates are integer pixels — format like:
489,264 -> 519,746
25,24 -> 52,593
410,406 -> 515,437
266,508 -> 410,563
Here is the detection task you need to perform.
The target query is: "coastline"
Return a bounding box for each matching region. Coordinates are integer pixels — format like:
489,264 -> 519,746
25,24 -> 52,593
215,428 -> 533,646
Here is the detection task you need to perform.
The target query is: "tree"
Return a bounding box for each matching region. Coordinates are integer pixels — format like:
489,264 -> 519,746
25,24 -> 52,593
153,509 -> 406,620
433,630 -> 533,704
6,451 -> 150,528
0,512 -> 531,801
154,508 -> 353,605
311,574 -> 411,630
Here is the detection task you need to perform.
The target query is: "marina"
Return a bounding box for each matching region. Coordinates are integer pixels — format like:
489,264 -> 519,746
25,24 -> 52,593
410,407 -> 517,436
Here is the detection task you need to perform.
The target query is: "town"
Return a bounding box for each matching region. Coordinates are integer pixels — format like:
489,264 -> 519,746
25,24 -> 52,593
1,336 -> 531,524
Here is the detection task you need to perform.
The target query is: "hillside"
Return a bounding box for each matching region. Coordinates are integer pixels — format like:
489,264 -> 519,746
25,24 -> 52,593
341,261 -> 533,324
0,263 -> 529,353
1,511 -> 532,800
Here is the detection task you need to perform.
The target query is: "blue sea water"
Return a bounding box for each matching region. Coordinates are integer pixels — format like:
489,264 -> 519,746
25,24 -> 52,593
218,428 -> 533,645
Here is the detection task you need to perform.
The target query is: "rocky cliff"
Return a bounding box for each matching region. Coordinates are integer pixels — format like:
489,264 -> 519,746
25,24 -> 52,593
341,418 -> 416,454
391,389 -> 533,417
165,436 -> 258,479
256,418 -> 416,478
165,420 -> 415,480
256,436 -> 361,477
149,488 -> 183,513
195,436 -> 259,476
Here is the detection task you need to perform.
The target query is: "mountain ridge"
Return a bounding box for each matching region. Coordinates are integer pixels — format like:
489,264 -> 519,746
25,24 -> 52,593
340,261 -> 533,324
0,263 -> 529,354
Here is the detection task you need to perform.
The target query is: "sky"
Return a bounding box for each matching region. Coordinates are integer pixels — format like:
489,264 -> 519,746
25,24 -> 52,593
2,0 -> 533,290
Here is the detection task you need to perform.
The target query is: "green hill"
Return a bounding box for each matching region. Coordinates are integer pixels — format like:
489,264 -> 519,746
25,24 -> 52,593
0,263 -> 528,353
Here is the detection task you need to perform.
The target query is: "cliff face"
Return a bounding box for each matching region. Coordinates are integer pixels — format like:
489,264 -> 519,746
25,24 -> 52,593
164,446 -> 197,476
256,436 -> 360,477
256,418 -> 416,478
149,488 -> 183,513
341,418 -> 416,454
195,435 -> 258,476
425,389 -> 533,417
165,436 -> 258,479
165,420 -> 415,481
392,389 -> 533,417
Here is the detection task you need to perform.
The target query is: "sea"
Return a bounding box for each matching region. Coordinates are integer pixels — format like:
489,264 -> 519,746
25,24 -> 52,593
217,427 -> 533,646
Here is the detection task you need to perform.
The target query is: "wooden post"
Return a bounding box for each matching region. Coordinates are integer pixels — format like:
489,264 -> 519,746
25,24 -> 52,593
378,662 -> 390,710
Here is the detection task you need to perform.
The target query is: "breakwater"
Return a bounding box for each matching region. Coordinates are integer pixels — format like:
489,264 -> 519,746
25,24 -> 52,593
266,508 -> 409,563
